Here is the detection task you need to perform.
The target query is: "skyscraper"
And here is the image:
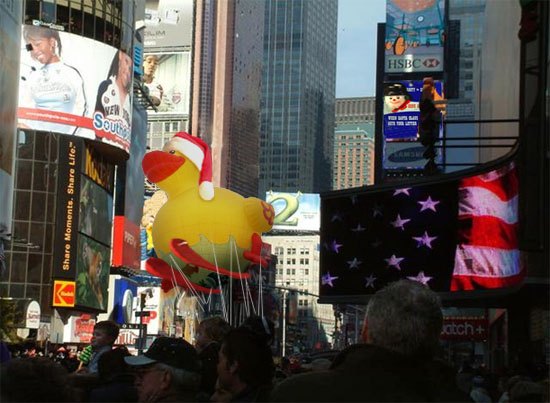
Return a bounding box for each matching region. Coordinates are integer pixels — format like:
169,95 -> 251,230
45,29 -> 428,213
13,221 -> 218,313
191,0 -> 265,197
333,97 -> 376,189
259,0 -> 338,196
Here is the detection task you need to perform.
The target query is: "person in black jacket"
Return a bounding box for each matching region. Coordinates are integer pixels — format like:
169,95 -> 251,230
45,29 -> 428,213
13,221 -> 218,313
270,280 -> 470,402
88,347 -> 137,402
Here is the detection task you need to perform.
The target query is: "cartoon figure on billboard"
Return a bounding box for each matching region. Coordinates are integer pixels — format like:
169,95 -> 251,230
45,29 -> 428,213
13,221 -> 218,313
385,0 -> 444,55
18,25 -> 87,135
142,54 -> 164,107
94,50 -> 133,142
383,83 -> 412,113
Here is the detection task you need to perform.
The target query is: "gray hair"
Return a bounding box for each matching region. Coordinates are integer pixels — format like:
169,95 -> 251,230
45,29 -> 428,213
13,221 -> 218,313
366,280 -> 442,357
155,363 -> 201,392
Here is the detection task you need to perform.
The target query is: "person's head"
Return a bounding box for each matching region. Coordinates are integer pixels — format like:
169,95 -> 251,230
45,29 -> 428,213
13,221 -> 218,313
108,50 -> 132,93
0,357 -> 73,401
143,55 -> 159,78
365,279 -> 443,357
240,315 -> 275,345
23,25 -> 61,65
422,77 -> 436,100
91,320 -> 119,349
97,347 -> 132,381
196,316 -> 231,353
125,337 -> 201,402
217,328 -> 274,394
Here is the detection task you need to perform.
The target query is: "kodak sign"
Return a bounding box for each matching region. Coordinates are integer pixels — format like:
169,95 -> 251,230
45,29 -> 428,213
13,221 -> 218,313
53,280 -> 76,307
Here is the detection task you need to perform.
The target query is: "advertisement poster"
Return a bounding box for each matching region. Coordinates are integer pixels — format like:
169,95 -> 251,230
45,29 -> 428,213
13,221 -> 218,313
79,176 -> 113,246
384,140 -> 443,170
144,0 -> 193,48
385,0 -> 445,73
52,136 -> 83,280
142,52 -> 191,114
75,234 -> 110,311
18,25 -> 133,153
383,80 -> 443,141
112,103 -> 147,270
137,286 -> 161,335
63,315 -> 96,343
266,192 -> 320,232
0,1 -> 21,239
112,277 -> 138,325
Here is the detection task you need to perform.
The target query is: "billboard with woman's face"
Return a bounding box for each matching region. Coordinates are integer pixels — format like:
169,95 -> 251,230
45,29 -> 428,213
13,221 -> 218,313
18,25 -> 133,154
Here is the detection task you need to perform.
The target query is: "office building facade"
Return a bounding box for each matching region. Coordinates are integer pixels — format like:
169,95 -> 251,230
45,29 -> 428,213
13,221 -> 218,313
333,97 -> 376,189
191,0 -> 265,197
259,0 -> 338,196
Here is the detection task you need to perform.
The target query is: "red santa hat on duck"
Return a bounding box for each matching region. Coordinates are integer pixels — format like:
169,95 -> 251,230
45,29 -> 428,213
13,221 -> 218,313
170,132 -> 214,201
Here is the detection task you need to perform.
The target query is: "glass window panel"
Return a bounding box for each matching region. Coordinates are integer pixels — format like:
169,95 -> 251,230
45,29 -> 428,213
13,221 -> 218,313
14,191 -> 31,221
31,192 -> 46,222
27,254 -> 43,283
10,253 -> 27,282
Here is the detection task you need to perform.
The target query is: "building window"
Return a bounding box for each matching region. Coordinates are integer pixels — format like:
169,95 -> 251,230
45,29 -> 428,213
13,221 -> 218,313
305,269 -> 309,275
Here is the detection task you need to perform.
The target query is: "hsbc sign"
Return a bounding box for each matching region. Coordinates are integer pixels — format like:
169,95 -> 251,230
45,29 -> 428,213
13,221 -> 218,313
386,55 -> 443,73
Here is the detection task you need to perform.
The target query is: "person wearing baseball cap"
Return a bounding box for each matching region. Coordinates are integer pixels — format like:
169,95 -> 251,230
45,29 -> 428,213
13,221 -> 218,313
125,337 -> 201,402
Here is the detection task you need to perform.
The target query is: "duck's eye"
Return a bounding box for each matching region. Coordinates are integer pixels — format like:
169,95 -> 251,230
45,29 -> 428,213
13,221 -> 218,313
169,150 -> 175,154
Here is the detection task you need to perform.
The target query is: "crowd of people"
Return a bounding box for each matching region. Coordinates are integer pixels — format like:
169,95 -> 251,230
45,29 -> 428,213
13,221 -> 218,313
1,280 -> 548,402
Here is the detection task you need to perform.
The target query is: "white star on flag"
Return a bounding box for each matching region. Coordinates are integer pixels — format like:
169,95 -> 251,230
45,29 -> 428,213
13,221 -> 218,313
351,223 -> 366,232
407,271 -> 433,285
418,196 -> 440,212
364,273 -> 377,288
412,231 -> 438,249
331,212 -> 343,222
391,214 -> 411,230
347,258 -> 362,269
372,204 -> 383,218
322,272 -> 339,287
385,254 -> 404,270
393,188 -> 412,196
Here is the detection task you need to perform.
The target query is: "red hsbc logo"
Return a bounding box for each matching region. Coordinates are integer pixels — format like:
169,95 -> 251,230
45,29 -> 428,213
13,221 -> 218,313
423,58 -> 440,68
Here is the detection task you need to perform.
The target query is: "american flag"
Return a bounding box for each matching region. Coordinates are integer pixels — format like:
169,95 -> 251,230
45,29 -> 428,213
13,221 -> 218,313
451,162 -> 522,290
320,162 -> 522,297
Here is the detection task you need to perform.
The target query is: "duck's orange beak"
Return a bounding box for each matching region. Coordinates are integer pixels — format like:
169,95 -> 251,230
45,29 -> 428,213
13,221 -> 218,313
142,151 -> 186,184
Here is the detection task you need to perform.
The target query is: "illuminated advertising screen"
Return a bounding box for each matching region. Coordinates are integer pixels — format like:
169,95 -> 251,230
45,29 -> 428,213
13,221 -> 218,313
142,52 -> 191,115
18,25 -> 133,153
266,192 -> 320,232
112,104 -> 147,270
385,0 -> 445,73
144,0 -> 193,48
383,80 -> 443,140
384,141 -> 443,170
112,277 -> 138,325
75,234 -> 111,311
0,1 -> 22,238
53,137 -> 114,311
320,161 -> 522,300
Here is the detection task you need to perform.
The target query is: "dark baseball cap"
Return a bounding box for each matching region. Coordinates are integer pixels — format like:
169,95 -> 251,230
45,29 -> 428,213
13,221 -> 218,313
125,337 -> 200,372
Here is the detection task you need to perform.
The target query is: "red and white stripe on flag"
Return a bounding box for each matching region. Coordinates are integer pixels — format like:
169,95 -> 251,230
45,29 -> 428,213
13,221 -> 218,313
451,162 -> 524,290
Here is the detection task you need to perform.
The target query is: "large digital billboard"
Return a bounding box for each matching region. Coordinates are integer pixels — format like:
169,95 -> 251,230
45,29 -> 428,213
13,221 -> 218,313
320,161 -> 522,300
142,52 -> 191,115
0,1 -> 22,239
266,192 -> 320,232
385,0 -> 445,73
52,138 -> 114,311
144,0 -> 193,48
18,25 -> 133,154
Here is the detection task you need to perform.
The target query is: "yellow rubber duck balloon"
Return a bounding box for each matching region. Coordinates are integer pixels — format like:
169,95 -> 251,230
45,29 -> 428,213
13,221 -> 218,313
142,132 -> 275,294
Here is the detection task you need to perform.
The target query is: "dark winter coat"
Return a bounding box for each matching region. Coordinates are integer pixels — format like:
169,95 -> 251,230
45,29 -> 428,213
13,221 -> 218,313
270,344 -> 471,402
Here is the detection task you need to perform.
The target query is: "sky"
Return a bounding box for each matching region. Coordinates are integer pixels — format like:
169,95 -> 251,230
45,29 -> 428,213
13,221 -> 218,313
336,0 -> 386,98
